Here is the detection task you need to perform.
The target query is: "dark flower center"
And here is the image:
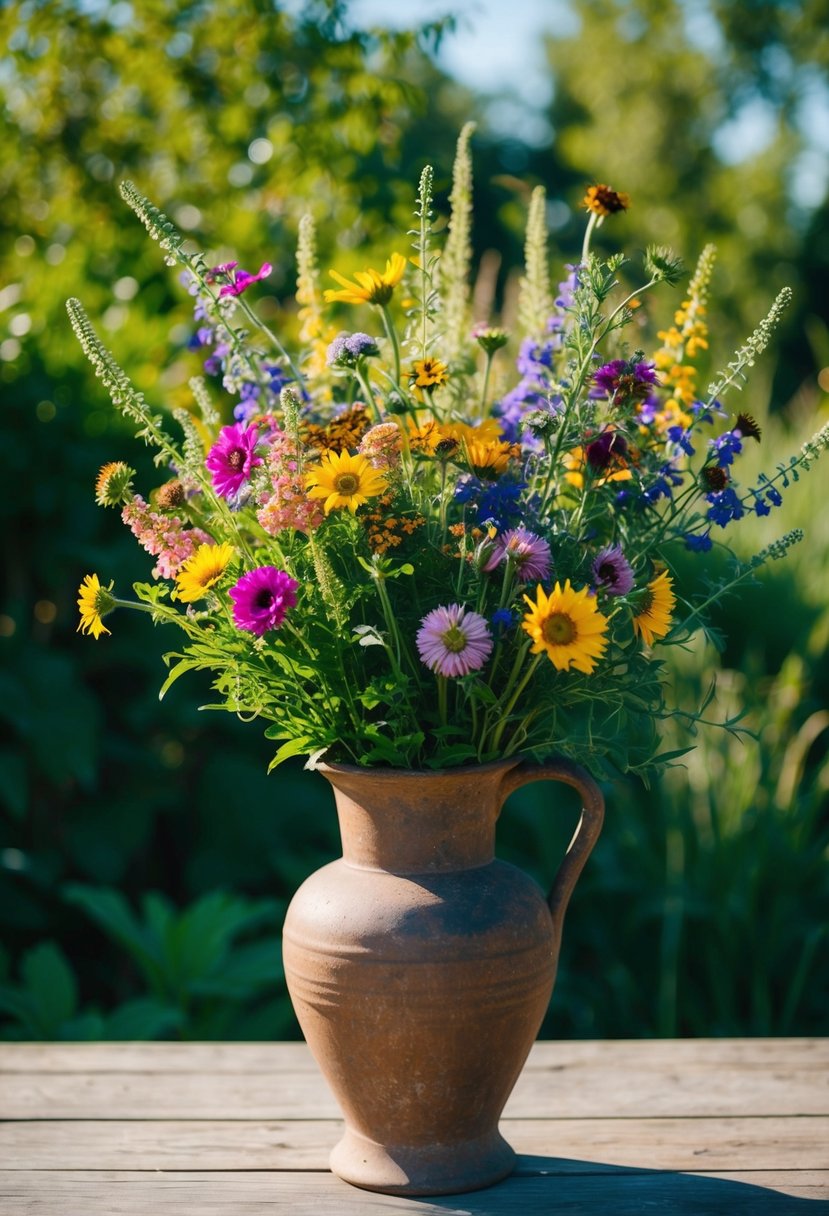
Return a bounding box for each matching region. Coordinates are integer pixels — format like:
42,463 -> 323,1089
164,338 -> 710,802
440,625 -> 468,654
334,473 -> 359,494
542,613 -> 576,645
255,589 -> 275,609
228,449 -> 246,470
597,561 -> 617,584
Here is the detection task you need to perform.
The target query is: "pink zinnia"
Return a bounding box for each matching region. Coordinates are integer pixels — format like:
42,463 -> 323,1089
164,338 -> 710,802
229,566 -> 299,636
416,604 -> 493,678
483,528 -> 552,583
206,423 -> 262,499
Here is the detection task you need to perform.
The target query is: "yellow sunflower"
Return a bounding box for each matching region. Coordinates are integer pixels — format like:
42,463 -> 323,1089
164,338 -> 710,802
77,573 -> 116,639
305,450 -> 388,514
410,358 -> 449,389
324,253 -> 407,306
632,570 -> 676,646
174,542 -> 235,603
522,580 -> 609,674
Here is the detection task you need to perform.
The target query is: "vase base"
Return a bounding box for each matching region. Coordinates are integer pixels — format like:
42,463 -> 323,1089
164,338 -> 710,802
330,1125 -> 516,1196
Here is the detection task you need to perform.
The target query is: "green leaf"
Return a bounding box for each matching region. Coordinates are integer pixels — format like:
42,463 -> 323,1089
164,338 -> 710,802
104,998 -> 183,1041
20,942 -> 77,1032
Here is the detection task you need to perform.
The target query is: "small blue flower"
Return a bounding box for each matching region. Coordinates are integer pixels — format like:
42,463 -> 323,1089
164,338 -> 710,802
753,496 -> 771,516
706,487 -> 745,527
666,425 -> 695,456
685,531 -> 713,553
766,486 -> 783,507
490,608 -> 515,633
710,430 -> 743,467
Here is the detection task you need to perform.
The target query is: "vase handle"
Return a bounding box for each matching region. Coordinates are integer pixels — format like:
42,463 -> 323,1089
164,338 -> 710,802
500,760 -> 604,931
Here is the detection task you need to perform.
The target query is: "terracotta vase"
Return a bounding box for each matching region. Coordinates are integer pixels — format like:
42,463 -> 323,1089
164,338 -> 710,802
282,757 -> 604,1197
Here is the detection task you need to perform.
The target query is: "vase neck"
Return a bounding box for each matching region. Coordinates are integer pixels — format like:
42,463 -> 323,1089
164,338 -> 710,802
321,763 -> 520,874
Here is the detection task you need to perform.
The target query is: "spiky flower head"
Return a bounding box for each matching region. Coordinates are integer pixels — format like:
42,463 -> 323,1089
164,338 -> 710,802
484,528 -> 552,583
95,461 -> 136,507
592,545 -> 635,597
155,479 -> 187,510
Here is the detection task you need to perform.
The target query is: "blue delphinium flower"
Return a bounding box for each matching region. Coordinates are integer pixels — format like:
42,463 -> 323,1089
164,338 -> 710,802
706,486 -> 745,527
710,430 -> 743,466
685,531 -> 713,552
455,476 -> 527,530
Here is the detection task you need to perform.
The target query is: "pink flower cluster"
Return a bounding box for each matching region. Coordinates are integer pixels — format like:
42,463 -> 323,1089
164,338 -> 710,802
257,429 -> 323,536
121,495 -> 213,580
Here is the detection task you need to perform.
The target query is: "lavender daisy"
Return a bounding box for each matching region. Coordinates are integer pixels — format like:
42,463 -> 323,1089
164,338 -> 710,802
229,567 -> 299,636
206,423 -> 262,499
591,545 -> 635,596
484,528 -> 552,583
416,605 -> 493,678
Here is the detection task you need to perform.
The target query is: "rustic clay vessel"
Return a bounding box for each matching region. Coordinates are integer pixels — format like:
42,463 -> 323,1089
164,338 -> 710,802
282,757 -> 604,1196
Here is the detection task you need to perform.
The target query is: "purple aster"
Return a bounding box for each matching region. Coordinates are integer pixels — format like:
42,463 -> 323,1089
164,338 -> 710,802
416,604 -> 493,678
592,358 -> 658,404
483,528 -> 552,583
206,423 -> 262,499
229,567 -> 299,636
591,545 -> 635,596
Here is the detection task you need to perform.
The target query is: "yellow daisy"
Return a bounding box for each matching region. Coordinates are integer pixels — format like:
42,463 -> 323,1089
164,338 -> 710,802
174,542 -> 235,603
522,580 -> 609,674
632,570 -> 676,646
410,358 -> 449,389
583,183 -> 630,216
305,450 -> 388,514
324,253 -> 407,306
77,573 -> 116,639
466,439 -> 518,478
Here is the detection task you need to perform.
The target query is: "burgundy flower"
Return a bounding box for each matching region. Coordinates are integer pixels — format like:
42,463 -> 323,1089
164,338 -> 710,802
229,566 -> 299,636
586,429 -> 628,471
206,423 -> 262,499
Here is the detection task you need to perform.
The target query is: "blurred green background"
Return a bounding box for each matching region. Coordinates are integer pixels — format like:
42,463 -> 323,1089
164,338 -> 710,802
1,0 -> 827,1041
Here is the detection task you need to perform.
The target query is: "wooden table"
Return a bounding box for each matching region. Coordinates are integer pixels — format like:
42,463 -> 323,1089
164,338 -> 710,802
1,1039 -> 827,1213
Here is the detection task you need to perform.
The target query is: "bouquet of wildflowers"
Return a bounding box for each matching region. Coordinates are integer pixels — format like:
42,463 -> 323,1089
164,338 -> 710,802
70,126 -> 828,779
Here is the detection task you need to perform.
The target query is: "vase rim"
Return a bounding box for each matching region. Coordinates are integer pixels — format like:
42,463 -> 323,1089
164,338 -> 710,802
316,757 -> 522,781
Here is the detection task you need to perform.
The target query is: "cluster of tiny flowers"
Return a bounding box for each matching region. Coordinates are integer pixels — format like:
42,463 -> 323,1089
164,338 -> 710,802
257,429 -> 324,535
326,331 -> 379,368
358,422 -> 403,470
122,495 -> 213,579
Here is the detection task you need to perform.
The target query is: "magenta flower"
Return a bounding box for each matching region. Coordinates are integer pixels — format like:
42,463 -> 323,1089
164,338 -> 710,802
591,545 -> 635,596
207,260 -> 273,298
416,605 -> 493,678
483,528 -> 552,583
206,423 -> 262,499
592,359 -> 658,403
229,566 -> 299,636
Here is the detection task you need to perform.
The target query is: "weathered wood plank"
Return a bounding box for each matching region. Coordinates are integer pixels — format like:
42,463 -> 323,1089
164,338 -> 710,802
2,1055 -> 824,1120
1,1038 -> 823,1073
0,1170 -> 826,1214
1,1116 -> 827,1173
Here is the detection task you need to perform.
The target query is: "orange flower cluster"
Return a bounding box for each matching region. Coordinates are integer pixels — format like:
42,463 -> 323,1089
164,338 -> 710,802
362,495 -> 426,554
302,405 -> 370,454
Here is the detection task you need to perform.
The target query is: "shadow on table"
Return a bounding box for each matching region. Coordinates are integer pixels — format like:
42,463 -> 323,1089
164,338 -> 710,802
411,1156 -> 829,1215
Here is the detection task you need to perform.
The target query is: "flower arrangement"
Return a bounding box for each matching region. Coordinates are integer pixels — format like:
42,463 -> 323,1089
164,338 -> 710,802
70,125 -> 828,779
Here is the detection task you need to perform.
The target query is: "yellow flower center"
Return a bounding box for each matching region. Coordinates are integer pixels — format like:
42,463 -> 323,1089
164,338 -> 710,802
542,613 -> 576,646
441,625 -> 467,654
334,473 -> 359,495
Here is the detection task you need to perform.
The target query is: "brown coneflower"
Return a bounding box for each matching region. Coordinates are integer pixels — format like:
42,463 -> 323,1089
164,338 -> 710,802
701,465 -> 729,492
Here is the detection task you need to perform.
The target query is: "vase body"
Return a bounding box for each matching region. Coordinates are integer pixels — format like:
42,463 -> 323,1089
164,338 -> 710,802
282,758 -> 603,1197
